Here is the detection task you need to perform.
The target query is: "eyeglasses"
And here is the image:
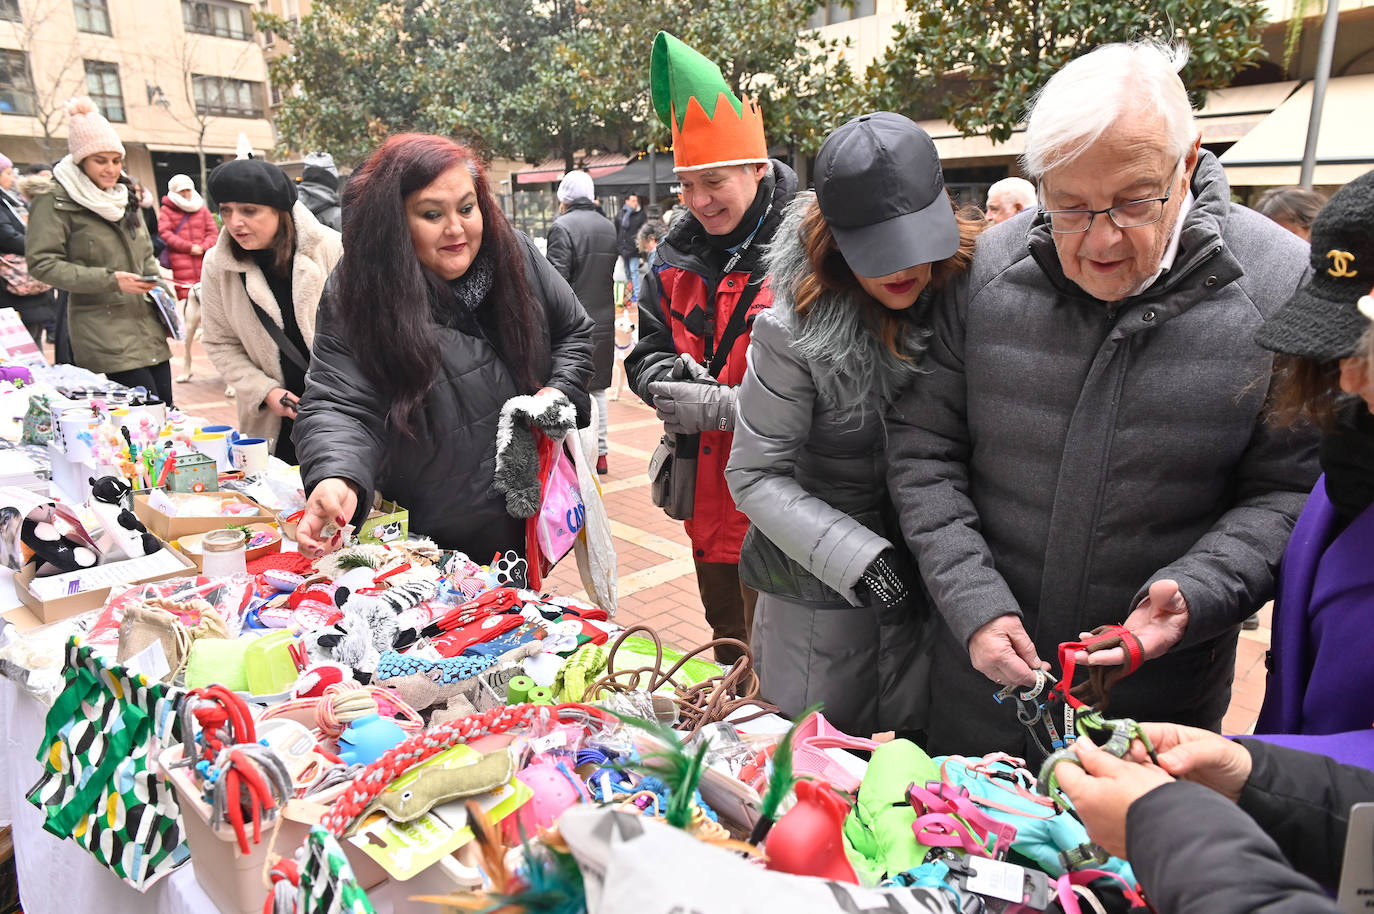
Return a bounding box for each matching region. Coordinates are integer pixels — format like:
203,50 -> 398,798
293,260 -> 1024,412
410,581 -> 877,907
1041,185 -> 1174,235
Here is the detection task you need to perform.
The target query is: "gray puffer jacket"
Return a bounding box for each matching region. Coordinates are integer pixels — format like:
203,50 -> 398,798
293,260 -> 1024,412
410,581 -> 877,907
887,152 -> 1321,756
726,193 -> 934,733
727,192 -> 929,604
295,233 -> 594,558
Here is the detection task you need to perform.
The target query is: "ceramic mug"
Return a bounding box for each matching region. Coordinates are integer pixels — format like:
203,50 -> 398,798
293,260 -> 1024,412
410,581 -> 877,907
57,408 -> 101,461
199,424 -> 235,439
231,437 -> 269,474
129,401 -> 168,428
190,432 -> 231,472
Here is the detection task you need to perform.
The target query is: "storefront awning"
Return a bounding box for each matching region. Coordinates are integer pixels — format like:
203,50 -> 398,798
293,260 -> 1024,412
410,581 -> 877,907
513,152 -> 630,185
916,119 -> 1022,164
1220,74 -> 1374,187
1195,80 -> 1298,144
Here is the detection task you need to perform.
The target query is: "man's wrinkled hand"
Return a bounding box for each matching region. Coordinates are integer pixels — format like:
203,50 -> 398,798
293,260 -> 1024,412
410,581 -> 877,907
968,613 -> 1049,688
1078,579 -> 1189,667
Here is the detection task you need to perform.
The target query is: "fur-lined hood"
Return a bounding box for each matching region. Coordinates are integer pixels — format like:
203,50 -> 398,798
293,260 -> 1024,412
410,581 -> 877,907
763,191 -> 930,411
17,173 -> 52,201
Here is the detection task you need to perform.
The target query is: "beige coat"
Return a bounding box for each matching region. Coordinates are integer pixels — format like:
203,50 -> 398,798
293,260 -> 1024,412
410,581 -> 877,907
199,202 -> 341,444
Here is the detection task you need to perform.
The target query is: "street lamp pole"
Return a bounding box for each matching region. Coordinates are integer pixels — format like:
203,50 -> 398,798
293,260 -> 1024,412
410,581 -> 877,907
1299,0 -> 1341,189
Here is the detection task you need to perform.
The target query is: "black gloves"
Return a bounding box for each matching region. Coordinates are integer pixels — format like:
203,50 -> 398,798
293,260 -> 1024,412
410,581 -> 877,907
856,550 -> 912,622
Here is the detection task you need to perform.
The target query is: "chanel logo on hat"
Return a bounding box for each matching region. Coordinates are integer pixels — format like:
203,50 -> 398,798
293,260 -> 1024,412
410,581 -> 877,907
1327,249 -> 1358,278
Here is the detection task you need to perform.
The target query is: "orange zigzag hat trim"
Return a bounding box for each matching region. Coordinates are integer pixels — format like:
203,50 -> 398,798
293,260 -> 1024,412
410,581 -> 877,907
670,91 -> 767,172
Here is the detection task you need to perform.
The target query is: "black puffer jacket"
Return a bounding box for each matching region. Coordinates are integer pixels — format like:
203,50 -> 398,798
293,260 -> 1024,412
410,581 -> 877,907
0,189 -> 55,329
1127,739 -> 1374,913
295,233 -> 595,558
546,201 -> 616,388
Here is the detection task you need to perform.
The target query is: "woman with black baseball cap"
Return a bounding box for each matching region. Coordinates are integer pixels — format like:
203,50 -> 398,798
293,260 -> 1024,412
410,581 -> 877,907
725,112 -> 985,737
1251,168 -> 1374,743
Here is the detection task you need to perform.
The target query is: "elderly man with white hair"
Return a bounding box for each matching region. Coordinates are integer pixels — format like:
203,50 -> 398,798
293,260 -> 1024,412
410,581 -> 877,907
887,42 -> 1320,756
984,176 -> 1037,224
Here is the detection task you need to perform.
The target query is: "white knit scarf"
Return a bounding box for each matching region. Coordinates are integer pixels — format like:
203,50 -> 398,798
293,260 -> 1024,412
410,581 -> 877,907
54,154 -> 129,222
168,190 -> 205,213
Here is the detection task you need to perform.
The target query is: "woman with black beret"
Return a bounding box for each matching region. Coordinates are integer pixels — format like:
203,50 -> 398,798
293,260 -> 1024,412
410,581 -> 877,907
199,157 -> 342,463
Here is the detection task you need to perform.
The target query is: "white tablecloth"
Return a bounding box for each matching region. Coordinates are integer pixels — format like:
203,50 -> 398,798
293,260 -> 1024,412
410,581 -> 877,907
0,569 -> 420,914
0,669 -> 223,914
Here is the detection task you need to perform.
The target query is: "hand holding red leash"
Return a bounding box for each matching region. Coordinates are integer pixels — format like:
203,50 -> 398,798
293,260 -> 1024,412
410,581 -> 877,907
1077,579 -> 1189,667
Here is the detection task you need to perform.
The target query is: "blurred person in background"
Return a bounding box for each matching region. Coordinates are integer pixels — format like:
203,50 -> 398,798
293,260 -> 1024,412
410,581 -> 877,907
199,158 -> 341,463
0,152 -> 58,346
984,176 -> 1037,224
547,169 -> 617,474
1253,186 -> 1326,242
158,174 -> 219,301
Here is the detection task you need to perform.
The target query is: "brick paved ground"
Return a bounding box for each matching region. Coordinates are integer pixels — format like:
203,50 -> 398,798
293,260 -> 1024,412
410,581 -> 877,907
168,335 -> 1269,736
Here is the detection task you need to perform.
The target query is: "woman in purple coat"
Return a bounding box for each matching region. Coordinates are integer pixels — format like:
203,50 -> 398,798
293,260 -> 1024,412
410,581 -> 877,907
1252,169 -> 1374,740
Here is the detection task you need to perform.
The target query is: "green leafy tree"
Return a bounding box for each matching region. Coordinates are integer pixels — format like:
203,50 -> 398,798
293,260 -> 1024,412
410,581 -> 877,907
867,0 -> 1270,143
260,0 -> 856,167
258,0 -> 441,164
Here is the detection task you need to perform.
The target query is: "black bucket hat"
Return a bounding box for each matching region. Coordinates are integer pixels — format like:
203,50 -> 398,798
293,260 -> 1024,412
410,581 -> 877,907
1256,169 -> 1374,361
813,112 -> 959,278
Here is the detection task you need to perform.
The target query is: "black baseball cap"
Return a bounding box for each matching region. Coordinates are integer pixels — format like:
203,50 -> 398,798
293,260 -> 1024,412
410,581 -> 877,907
814,112 -> 959,278
1256,168 -> 1374,361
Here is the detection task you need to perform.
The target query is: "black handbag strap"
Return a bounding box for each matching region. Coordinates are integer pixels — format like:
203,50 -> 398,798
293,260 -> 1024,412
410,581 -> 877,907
239,272 -> 309,372
706,270 -> 764,379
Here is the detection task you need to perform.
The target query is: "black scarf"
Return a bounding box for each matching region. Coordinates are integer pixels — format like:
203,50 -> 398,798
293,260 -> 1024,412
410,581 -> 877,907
1320,399 -> 1374,526
703,168 -> 776,253
438,249 -> 495,335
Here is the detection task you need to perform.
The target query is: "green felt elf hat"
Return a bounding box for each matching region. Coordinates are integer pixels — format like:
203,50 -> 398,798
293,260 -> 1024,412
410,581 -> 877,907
650,31 -> 768,173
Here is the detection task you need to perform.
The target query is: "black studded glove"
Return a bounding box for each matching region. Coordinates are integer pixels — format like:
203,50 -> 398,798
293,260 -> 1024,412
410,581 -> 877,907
855,550 -> 912,622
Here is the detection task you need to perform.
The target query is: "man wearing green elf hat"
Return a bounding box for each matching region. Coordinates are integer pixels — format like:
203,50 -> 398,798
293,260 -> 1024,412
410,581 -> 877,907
626,32 -> 799,664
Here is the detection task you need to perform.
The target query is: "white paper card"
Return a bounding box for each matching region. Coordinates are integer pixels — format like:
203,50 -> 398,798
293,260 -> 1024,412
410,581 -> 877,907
122,639 -> 171,683
1338,802 -> 1374,912
966,857 -> 1026,904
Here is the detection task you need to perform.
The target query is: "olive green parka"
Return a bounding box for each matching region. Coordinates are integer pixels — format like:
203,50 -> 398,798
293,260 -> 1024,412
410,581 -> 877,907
26,181 -> 170,373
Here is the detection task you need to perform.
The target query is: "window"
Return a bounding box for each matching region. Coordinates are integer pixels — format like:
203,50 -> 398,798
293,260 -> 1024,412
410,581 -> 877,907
83,60 -> 124,122
0,0 -> 20,23
192,74 -> 264,117
0,50 -> 35,116
182,0 -> 253,39
73,0 -> 111,34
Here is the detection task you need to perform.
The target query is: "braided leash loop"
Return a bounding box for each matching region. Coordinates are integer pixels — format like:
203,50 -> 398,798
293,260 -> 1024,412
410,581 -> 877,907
318,702 -> 607,836
1054,624 -> 1145,712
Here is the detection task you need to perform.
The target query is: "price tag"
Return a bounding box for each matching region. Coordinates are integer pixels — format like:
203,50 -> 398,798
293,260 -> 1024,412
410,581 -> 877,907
965,857 -> 1027,904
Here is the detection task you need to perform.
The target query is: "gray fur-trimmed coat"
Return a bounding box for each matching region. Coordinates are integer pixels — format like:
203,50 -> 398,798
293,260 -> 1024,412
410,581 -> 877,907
725,191 -> 933,734
886,151 -> 1320,757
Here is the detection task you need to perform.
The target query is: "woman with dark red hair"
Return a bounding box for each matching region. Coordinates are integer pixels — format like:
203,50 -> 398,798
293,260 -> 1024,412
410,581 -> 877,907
294,134 -> 595,558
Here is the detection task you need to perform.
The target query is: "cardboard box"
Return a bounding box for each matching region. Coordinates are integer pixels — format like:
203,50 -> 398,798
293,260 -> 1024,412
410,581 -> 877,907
174,522 -> 282,572
133,491 -> 274,541
12,545 -> 197,624
357,497 -> 409,544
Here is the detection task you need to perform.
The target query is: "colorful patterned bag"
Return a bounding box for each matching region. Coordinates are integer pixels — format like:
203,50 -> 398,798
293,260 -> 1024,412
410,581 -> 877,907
27,639 -> 189,889
297,827 -> 376,914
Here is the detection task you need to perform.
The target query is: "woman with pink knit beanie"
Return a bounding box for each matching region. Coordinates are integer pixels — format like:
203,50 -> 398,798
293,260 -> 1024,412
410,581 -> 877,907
25,97 -> 174,404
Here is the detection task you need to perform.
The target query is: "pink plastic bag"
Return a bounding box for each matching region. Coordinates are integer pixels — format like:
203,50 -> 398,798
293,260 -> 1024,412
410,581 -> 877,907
536,437 -> 585,567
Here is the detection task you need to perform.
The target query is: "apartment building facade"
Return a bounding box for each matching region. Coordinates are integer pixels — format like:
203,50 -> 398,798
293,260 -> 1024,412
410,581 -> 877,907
0,0 -> 275,193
